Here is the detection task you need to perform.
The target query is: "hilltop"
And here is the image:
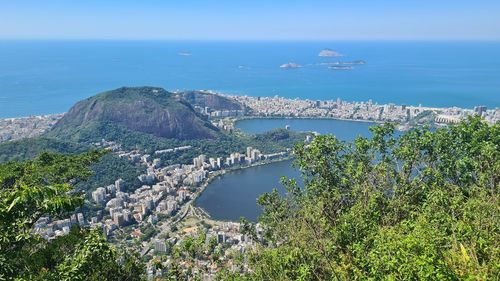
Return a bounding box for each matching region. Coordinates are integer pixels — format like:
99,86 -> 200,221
48,87 -> 220,142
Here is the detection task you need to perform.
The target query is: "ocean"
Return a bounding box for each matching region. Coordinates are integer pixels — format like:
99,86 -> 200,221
1,40 -> 499,118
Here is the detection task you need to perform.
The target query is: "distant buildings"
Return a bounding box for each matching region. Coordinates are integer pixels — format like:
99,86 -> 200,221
92,187 -> 107,205
474,105 -> 487,116
230,95 -> 500,126
0,114 -> 63,143
155,239 -> 167,253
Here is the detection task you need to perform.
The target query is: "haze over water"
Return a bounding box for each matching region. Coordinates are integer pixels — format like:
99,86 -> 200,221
1,41 -> 500,118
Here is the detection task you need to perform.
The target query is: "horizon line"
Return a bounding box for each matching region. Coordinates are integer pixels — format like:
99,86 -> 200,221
1,38 -> 500,43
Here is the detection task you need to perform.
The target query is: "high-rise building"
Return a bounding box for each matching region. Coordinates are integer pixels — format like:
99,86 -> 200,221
155,239 -> 167,253
217,232 -> 226,244
92,187 -> 107,204
199,154 -> 207,164
209,158 -> 217,169
77,213 -> 85,225
251,149 -> 260,161
193,157 -> 201,168
123,210 -> 132,223
246,147 -> 253,158
113,212 -> 125,227
106,184 -> 116,195
474,106 -> 487,116
115,178 -> 125,192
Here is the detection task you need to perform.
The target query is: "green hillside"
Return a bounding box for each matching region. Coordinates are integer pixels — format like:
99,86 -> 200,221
48,87 -> 220,141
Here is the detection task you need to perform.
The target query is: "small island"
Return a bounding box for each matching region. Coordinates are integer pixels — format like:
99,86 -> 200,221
318,48 -> 343,57
280,62 -> 302,69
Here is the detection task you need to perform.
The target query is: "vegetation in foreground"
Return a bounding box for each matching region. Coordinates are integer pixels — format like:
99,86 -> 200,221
0,116 -> 498,280
221,116 -> 499,280
0,151 -> 144,280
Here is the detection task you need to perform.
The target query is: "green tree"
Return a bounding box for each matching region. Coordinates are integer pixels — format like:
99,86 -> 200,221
0,151 -> 144,280
237,117 -> 499,280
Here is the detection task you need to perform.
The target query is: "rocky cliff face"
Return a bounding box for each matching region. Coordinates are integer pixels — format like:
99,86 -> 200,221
51,87 -> 219,140
180,91 -> 245,111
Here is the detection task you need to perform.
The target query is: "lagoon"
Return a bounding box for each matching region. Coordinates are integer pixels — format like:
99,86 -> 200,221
236,118 -> 375,138
195,159 -> 299,222
196,118 -> 373,221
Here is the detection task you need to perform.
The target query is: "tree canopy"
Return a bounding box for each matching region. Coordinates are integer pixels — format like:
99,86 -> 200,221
227,116 -> 499,280
0,150 -> 144,280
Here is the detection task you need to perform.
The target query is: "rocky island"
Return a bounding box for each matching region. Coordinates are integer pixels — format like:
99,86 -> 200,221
318,48 -> 343,57
279,62 -> 302,69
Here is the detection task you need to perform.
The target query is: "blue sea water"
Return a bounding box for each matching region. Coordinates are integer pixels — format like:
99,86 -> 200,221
1,40 -> 500,118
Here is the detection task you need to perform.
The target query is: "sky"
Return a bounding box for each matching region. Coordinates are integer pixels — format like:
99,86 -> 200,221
1,0 -> 500,40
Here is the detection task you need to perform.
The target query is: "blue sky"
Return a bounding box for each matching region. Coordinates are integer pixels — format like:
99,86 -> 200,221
1,0 -> 499,40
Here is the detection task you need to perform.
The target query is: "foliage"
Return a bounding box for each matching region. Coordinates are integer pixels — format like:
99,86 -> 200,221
55,229 -> 144,281
180,90 -> 245,111
76,153 -> 143,194
48,86 -> 220,141
0,151 -> 144,280
0,137 -> 89,163
231,116 -> 499,280
140,224 -> 158,242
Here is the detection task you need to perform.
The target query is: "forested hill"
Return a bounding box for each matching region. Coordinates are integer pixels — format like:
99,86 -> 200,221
180,90 -> 246,111
48,87 -> 220,142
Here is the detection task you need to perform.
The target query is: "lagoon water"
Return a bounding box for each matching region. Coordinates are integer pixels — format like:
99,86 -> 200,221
1,41 -> 500,118
236,118 -> 375,137
196,118 -> 373,221
195,159 -> 299,222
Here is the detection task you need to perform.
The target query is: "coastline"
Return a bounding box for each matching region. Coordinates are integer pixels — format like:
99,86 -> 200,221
2,89 -> 498,146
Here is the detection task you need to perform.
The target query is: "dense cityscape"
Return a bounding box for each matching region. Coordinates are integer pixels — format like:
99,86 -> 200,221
1,93 -> 498,279
230,94 -> 499,125
0,114 -> 63,142
32,135 -> 293,279
1,0 -> 499,279
2,94 -> 499,144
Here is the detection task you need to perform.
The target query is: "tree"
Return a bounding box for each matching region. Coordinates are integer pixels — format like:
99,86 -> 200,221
238,117 -> 499,280
0,151 -> 144,280
55,229 -> 144,281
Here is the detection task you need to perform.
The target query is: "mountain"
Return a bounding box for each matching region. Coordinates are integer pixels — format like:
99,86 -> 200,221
49,87 -> 220,142
180,90 -> 245,111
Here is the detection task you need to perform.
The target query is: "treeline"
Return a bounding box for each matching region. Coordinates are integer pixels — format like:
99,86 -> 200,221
4,116 -> 496,279
0,137 -> 89,163
220,116 -> 499,280
0,151 -> 144,280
